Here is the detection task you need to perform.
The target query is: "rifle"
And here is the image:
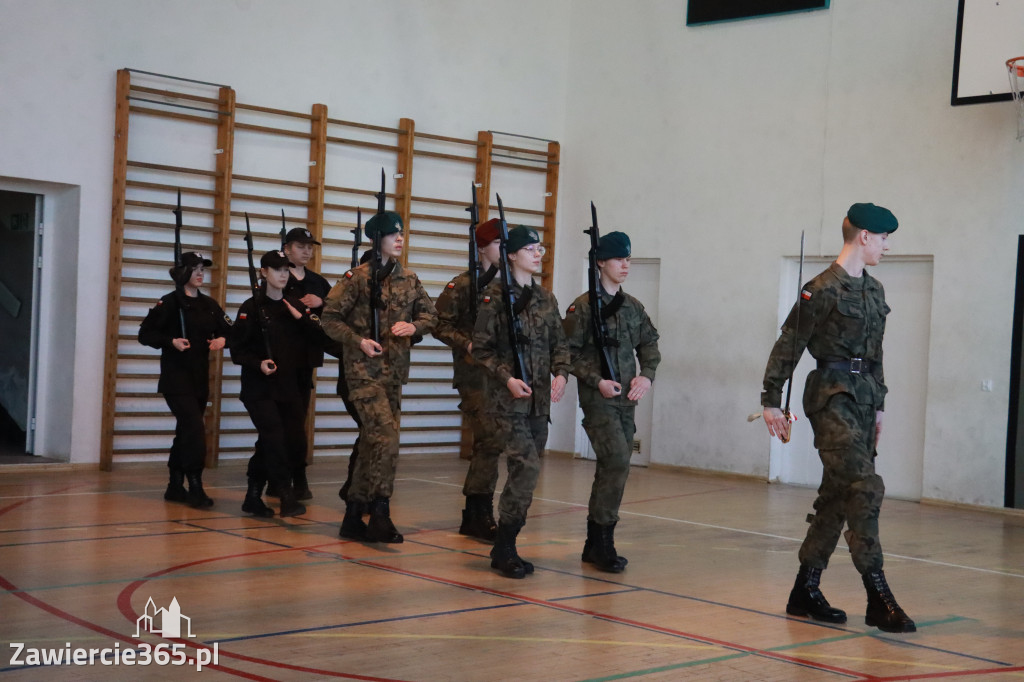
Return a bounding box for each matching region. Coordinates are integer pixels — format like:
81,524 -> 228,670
495,194 -> 529,383
466,182 -> 480,320
279,209 -> 287,249
368,168 -> 387,343
243,212 -> 276,371
585,202 -> 619,384
171,189 -> 187,340
779,230 -> 806,443
352,207 -> 362,270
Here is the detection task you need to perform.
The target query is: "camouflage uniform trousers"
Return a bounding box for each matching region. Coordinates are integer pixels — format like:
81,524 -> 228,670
494,413 -> 549,527
581,401 -> 636,526
799,393 -> 885,575
347,382 -> 403,504
459,385 -> 503,497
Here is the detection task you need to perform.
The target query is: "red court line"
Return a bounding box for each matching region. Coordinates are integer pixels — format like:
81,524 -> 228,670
0,573 -> 276,681
115,546 -> 409,682
114,540 -> 870,680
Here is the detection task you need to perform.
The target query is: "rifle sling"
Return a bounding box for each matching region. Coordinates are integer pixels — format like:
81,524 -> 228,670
512,285 -> 532,315
478,264 -> 498,291
601,290 -> 625,319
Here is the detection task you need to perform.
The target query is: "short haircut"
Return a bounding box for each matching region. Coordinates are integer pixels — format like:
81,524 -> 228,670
841,217 -> 861,243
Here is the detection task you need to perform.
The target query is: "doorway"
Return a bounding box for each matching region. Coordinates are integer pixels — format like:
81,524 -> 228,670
1005,236 -> 1024,508
0,189 -> 42,457
768,256 -> 934,500
575,258 -> 660,467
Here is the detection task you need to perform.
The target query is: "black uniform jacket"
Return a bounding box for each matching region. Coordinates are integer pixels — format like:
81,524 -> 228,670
138,290 -> 232,395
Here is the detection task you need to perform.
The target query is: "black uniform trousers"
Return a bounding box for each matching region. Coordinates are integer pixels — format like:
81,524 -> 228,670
164,392 -> 208,474
243,396 -> 308,487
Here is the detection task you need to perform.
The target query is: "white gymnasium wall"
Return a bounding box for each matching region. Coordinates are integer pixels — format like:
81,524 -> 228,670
2,0 -> 1018,508
555,0 -> 1021,507
0,0 -> 571,465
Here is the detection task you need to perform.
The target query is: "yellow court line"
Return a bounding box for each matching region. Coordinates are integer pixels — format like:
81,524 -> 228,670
788,650 -> 1015,673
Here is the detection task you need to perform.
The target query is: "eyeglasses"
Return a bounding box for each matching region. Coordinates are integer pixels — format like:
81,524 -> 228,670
523,244 -> 547,256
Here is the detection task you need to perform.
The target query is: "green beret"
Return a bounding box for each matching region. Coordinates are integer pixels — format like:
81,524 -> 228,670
365,211 -> 403,238
847,203 -> 897,234
506,225 -> 540,252
596,231 -> 631,259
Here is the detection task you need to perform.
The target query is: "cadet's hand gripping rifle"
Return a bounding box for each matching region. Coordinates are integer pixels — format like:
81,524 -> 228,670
244,212 -> 276,371
467,183 -> 481,321
495,194 -> 529,383
586,202 -> 619,384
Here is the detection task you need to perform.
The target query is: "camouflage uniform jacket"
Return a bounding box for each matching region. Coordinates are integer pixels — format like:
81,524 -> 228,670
320,260 -> 437,399
471,279 -> 571,417
563,287 -> 661,407
433,266 -> 498,390
761,262 -> 889,415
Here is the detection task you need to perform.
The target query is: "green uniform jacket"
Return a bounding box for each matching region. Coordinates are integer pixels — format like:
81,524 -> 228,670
761,262 -> 889,415
321,260 -> 437,399
471,279 -> 571,417
562,288 -> 661,407
433,267 -> 497,391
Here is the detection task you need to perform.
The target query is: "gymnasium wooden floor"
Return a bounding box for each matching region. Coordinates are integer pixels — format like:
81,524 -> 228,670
1,455 -> 1022,681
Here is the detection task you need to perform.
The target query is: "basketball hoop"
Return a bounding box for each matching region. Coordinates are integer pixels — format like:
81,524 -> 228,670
1007,56 -> 1024,140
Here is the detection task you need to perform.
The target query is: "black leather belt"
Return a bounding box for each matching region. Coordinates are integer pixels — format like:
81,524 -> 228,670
817,358 -> 874,374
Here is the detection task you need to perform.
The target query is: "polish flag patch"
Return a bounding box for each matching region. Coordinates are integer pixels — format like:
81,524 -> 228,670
446,282 -> 456,289
567,304 -> 576,313
239,313 -> 248,320
801,289 -> 812,301
483,296 -> 491,303
345,271 -> 354,279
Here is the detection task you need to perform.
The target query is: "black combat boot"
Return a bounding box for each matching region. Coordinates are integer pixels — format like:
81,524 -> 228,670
241,478 -> 275,518
582,520 -> 628,573
339,500 -> 367,540
164,469 -> 188,503
293,466 -> 313,501
863,570 -> 916,633
185,472 -> 214,509
786,564 -> 847,623
277,485 -> 307,517
365,497 -> 403,543
490,522 -> 535,578
459,494 -> 498,542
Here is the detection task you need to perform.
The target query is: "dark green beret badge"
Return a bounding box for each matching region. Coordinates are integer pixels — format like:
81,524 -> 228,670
847,203 -> 898,234
365,211 -> 403,238
596,231 -> 631,259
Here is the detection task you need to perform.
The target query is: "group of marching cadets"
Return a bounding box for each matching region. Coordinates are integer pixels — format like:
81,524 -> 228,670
138,199 -> 660,580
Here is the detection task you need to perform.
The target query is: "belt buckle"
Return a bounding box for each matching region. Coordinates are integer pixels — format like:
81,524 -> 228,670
849,358 -> 863,374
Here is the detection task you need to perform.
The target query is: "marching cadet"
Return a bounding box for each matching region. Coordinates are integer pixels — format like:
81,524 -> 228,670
434,217 -> 503,542
230,249 -> 324,518
321,211 -> 437,543
139,252 -> 231,508
761,203 -> 915,633
563,231 -> 660,572
280,226 -> 332,500
472,224 -> 570,579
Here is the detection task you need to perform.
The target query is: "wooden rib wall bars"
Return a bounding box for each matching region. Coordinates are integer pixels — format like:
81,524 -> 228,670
101,68 -> 561,470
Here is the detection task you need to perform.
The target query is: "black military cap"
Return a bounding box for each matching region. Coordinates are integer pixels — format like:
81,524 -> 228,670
284,227 -> 321,245
260,250 -> 290,269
